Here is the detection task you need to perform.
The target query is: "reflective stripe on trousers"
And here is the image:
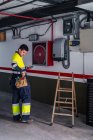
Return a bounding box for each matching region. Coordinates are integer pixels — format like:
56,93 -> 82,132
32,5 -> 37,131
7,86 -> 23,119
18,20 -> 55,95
11,78 -> 31,121
12,103 -> 20,116
22,103 -> 31,115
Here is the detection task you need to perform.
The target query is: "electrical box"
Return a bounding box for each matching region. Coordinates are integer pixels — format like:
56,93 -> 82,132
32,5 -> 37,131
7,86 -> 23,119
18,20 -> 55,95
12,28 -> 20,39
0,32 -> 6,41
80,29 -> 93,52
63,18 -> 74,35
53,38 -> 67,61
29,34 -> 39,41
32,41 -> 53,66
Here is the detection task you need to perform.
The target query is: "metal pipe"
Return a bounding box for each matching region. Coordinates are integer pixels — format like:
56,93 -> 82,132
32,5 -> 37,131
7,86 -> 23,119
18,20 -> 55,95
0,11 -> 43,20
50,19 -> 54,43
0,11 -> 52,27
0,11 -> 54,42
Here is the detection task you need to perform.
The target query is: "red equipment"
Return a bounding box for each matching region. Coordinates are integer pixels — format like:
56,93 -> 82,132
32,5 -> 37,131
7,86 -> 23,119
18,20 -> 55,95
32,41 -> 53,66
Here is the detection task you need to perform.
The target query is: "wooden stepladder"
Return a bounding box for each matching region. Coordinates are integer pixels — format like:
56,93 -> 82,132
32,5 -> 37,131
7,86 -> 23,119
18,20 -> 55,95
51,73 -> 77,127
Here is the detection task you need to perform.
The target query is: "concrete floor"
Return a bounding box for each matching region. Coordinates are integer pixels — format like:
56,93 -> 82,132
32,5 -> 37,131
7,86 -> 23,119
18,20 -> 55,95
0,91 -> 93,140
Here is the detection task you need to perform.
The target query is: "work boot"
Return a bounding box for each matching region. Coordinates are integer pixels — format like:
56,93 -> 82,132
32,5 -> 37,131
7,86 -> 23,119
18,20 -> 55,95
13,116 -> 22,123
29,116 -> 33,121
21,119 -> 33,124
21,120 -> 28,123
13,118 -> 21,123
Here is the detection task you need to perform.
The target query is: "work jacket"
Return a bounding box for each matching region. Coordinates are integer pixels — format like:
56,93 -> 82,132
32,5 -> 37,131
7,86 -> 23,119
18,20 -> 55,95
11,51 -> 26,74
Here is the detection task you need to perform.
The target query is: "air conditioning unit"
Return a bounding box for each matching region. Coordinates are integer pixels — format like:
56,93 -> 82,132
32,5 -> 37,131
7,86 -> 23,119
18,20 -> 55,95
32,41 -> 53,66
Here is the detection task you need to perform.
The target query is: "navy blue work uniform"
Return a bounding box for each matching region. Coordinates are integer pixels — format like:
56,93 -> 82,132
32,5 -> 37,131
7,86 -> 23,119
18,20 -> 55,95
11,51 -> 31,121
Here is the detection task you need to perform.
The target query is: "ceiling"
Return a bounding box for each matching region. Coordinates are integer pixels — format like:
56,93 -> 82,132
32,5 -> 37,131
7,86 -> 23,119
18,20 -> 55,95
0,0 -> 93,31
77,2 -> 93,12
0,0 -> 78,30
0,0 -> 50,18
0,0 -> 77,17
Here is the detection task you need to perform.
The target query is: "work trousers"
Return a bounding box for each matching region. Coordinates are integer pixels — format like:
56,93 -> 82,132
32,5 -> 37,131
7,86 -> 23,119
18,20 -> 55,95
11,74 -> 31,121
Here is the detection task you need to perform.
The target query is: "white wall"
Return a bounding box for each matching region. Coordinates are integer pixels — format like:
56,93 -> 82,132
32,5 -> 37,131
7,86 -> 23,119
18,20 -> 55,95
0,19 -> 93,82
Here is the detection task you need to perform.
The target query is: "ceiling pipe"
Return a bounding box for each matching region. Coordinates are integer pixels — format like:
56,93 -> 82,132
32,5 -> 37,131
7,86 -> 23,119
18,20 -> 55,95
0,11 -> 45,20
0,0 -> 78,30
0,11 -> 54,42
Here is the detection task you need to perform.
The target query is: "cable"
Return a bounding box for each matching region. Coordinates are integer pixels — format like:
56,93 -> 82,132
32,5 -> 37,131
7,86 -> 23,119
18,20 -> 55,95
39,24 -> 52,36
0,0 -> 37,12
19,18 -> 56,33
15,0 -> 25,2
15,0 -> 43,6
0,0 -> 13,6
19,18 -> 56,38
20,24 -> 51,39
20,36 -> 29,39
20,19 -> 57,39
79,15 -> 87,29
62,37 -> 70,69
0,0 -> 51,18
20,22 -> 51,33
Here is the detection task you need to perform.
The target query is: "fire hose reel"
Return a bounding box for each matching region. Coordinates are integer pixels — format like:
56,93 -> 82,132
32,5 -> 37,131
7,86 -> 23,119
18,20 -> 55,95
32,41 -> 53,66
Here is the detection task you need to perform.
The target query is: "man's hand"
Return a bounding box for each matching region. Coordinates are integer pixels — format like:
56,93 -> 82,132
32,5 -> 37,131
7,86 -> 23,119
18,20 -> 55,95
26,65 -> 33,69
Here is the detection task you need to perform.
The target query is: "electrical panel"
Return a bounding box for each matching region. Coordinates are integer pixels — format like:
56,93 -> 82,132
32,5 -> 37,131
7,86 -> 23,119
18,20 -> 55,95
63,18 -> 74,35
32,41 -> 53,66
53,38 -> 67,61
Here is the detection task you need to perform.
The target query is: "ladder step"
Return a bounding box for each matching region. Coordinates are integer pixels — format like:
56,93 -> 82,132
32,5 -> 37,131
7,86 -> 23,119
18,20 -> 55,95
56,101 -> 72,104
62,106 -> 77,109
59,78 -> 73,81
54,113 -> 72,116
59,97 -> 75,100
57,88 -> 72,92
59,88 -> 72,90
51,73 -> 77,125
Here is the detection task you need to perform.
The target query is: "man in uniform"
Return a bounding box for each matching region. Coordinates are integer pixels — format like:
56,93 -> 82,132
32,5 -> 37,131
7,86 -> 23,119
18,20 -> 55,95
11,44 -> 31,123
